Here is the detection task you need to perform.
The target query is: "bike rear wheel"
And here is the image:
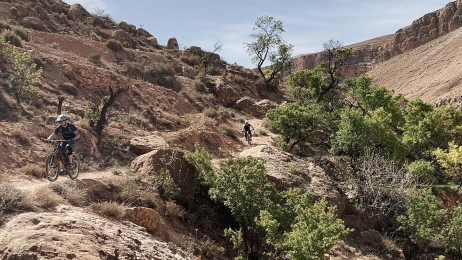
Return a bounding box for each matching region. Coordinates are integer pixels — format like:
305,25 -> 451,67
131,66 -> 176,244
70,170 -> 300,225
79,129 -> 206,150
68,154 -> 80,180
45,152 -> 60,182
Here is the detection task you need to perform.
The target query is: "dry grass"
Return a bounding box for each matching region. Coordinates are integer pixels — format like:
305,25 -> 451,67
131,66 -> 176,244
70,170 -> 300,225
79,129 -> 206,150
0,183 -> 33,213
34,187 -> 62,209
165,200 -> 185,220
49,182 -> 88,207
90,201 -> 125,219
21,164 -> 45,178
9,129 -> 30,146
59,82 -> 78,96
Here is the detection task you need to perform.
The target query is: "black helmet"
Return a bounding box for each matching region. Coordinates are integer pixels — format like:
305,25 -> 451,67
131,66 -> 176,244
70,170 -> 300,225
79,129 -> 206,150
56,114 -> 68,122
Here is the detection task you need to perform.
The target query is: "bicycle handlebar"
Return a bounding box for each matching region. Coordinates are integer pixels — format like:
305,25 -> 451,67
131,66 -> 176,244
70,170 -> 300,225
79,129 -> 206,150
44,139 -> 72,143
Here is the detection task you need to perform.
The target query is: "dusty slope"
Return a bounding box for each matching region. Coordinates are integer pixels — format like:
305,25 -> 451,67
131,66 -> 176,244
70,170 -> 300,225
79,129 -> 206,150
368,26 -> 462,107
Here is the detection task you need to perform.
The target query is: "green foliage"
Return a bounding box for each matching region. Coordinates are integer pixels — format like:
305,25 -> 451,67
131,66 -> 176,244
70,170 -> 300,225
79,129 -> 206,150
407,160 -> 437,184
281,200 -> 352,260
331,107 -> 405,160
183,143 -> 216,185
286,67 -> 327,103
397,188 -> 446,250
12,26 -> 29,41
2,29 -> 22,47
1,38 -> 43,103
155,170 -> 181,199
433,142 -> 462,182
84,96 -> 108,124
210,157 -> 269,227
265,101 -> 325,151
442,203 -> 462,257
244,15 -> 293,88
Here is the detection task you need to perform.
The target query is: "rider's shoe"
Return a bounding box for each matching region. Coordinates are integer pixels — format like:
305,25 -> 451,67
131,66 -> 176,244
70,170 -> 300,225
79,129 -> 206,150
68,163 -> 76,169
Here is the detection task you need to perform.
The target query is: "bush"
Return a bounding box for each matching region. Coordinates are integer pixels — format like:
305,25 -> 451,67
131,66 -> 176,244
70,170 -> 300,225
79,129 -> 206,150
90,201 -> 125,219
106,39 -> 123,52
88,52 -> 104,66
34,187 -> 61,209
0,183 -> 32,213
21,164 -> 45,178
50,182 -> 88,207
12,26 -> 29,41
0,21 -> 11,31
59,82 -> 78,96
407,160 -> 437,184
2,30 -> 22,47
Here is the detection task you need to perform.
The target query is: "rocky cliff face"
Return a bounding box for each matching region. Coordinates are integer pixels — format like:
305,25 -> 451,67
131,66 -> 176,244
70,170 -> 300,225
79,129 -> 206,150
292,0 -> 462,76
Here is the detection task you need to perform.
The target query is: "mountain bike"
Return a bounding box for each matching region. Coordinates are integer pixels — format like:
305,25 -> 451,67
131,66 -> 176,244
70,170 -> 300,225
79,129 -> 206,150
44,139 -> 80,182
243,130 -> 252,145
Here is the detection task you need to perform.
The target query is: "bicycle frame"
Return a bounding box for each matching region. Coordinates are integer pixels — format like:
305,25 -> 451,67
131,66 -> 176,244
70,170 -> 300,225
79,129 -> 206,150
45,139 -> 79,181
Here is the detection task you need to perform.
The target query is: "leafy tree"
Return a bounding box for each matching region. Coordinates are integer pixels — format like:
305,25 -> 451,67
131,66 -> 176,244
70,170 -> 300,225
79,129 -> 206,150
281,200 -> 351,260
343,75 -> 405,128
316,40 -> 352,104
442,203 -> 462,258
209,157 -> 270,258
397,188 -> 446,257
257,191 -> 351,260
265,101 -> 326,151
1,37 -> 42,103
407,159 -> 437,184
433,142 -> 462,189
331,107 -> 405,160
244,15 -> 293,89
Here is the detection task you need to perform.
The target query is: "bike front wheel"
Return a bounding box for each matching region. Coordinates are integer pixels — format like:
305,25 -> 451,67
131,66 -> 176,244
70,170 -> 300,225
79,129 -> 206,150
45,152 -> 60,182
68,154 -> 80,180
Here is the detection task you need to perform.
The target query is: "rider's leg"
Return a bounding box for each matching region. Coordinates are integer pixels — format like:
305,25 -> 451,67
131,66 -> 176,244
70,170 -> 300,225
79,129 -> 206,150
66,143 -> 74,164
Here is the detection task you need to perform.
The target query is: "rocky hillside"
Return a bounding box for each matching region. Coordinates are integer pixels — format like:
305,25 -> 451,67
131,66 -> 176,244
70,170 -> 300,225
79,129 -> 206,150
291,0 -> 462,109
0,0 -> 461,259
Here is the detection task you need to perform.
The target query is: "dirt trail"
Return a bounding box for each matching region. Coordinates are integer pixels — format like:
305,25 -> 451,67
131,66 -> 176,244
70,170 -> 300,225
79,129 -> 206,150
9,169 -> 123,193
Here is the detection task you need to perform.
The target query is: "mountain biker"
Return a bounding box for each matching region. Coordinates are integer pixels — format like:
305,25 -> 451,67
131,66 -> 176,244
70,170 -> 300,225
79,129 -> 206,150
242,120 -> 254,141
46,114 -> 80,169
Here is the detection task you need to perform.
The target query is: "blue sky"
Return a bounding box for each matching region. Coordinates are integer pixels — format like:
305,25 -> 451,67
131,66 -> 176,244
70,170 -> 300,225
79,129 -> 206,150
62,0 -> 451,68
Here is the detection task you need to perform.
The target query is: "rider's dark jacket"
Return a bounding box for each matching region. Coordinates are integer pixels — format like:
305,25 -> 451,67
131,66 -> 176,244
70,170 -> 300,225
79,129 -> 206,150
54,122 -> 78,140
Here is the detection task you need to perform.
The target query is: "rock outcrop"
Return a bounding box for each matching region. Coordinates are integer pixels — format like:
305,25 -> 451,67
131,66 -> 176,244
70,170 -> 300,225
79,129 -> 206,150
0,206 -> 193,259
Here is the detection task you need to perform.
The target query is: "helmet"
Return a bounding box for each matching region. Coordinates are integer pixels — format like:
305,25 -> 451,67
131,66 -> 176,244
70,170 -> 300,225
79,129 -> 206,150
245,120 -> 248,124
56,114 -> 68,122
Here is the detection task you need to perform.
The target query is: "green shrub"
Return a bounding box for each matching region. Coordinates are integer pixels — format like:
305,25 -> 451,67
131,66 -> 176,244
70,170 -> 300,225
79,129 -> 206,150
2,30 -> 22,47
106,39 -> 123,52
407,160 -> 437,184
12,26 -> 29,41
0,21 -> 11,31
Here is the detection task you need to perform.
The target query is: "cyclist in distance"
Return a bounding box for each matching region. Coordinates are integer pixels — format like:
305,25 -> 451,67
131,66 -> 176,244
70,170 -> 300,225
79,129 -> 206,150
242,120 -> 254,141
46,114 -> 80,169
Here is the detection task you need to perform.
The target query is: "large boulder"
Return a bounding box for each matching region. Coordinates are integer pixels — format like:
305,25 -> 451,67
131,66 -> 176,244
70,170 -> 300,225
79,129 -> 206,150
124,207 -> 165,238
131,149 -> 197,205
112,29 -> 134,48
67,4 -> 91,22
129,134 -> 169,156
21,16 -> 45,31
